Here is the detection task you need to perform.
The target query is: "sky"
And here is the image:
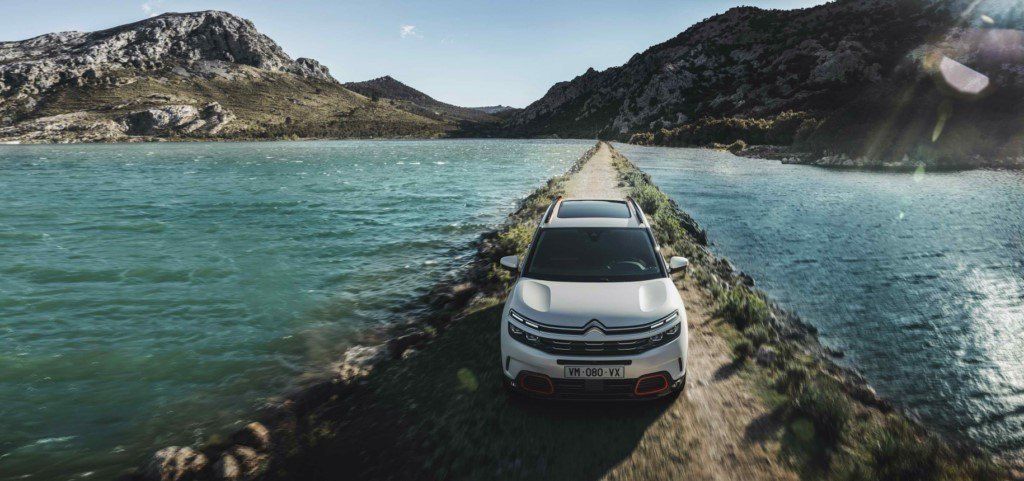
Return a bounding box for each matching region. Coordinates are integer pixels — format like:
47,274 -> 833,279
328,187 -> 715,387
0,0 -> 828,107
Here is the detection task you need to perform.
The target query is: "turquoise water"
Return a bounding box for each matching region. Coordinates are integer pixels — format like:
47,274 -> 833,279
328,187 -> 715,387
620,144 -> 1024,455
0,139 -> 589,480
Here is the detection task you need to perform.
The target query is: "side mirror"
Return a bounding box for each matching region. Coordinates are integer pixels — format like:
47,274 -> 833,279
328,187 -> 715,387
669,256 -> 689,273
499,255 -> 519,271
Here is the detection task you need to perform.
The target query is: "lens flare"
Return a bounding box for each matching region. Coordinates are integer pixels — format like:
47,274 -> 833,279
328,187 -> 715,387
938,56 -> 990,95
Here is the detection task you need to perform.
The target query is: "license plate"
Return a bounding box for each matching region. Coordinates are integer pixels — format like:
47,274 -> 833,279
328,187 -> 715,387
563,366 -> 626,379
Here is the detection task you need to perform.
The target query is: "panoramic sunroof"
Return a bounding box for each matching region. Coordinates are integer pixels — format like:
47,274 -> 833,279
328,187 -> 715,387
556,200 -> 631,219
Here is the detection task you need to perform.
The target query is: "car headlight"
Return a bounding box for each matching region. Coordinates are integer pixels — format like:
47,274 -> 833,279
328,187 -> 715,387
648,310 -> 679,330
509,309 -> 540,329
507,320 -> 538,346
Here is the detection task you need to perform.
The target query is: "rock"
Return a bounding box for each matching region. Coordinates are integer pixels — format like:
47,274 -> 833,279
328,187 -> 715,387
755,345 -> 777,366
342,344 -> 387,369
124,102 -> 233,136
450,282 -> 477,305
212,454 -> 240,481
199,102 -> 235,134
330,344 -> 387,382
0,11 -> 336,102
824,346 -> 845,358
290,58 -> 333,82
387,331 -> 429,359
229,445 -> 268,479
231,422 -> 271,452
125,105 -> 201,135
143,446 -> 208,481
0,112 -> 128,143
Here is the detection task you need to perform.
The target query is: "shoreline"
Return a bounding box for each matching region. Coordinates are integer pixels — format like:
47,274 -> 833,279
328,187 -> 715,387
627,141 -> 1024,171
126,141 -> 1014,481
13,134 -> 1021,172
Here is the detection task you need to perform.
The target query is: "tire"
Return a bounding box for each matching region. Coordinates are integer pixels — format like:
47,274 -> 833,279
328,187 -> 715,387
667,373 -> 686,399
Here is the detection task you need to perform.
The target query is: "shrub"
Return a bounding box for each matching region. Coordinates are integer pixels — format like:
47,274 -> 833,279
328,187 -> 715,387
631,184 -> 663,214
744,323 -> 774,347
628,132 -> 655,145
496,223 -> 534,256
777,365 -> 810,396
653,208 -> 682,244
717,285 -> 772,330
626,111 -> 818,147
791,382 -> 852,446
733,339 -> 754,363
726,139 -> 747,153
866,418 -> 943,481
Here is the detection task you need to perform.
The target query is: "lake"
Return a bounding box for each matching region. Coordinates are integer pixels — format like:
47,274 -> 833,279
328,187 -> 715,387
0,139 -> 589,480
620,144 -> 1024,456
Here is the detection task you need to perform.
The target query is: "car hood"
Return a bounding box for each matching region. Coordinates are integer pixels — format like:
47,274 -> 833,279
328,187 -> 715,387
509,277 -> 678,327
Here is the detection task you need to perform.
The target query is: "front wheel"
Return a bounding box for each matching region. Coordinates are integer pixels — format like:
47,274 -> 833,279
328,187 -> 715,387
667,373 -> 687,399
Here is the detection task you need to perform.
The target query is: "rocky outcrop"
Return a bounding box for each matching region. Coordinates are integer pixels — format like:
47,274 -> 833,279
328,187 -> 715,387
124,102 -> 234,135
144,447 -> 208,481
507,0 -> 1024,168
0,11 -> 334,102
507,0 -> 957,138
0,112 -> 128,142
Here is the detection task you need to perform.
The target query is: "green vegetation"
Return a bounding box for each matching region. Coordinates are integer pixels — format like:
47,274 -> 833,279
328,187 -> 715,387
628,111 -> 820,149
613,145 -> 1007,481
715,284 -> 772,331
733,339 -> 755,363
791,383 -> 852,447
29,68 -> 450,141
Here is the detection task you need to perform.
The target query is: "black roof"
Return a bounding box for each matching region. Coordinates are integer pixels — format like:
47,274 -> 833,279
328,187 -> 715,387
556,200 -> 631,219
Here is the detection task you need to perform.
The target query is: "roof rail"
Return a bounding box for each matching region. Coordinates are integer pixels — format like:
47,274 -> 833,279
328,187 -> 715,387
542,196 -> 563,224
626,196 -> 647,225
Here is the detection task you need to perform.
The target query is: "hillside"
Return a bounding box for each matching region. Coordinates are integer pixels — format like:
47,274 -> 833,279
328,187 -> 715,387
0,11 -> 450,142
506,0 -> 1024,168
470,105 -> 517,115
343,76 -> 500,125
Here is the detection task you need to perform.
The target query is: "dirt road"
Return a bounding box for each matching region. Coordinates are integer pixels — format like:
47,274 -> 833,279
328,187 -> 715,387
561,142 -> 797,481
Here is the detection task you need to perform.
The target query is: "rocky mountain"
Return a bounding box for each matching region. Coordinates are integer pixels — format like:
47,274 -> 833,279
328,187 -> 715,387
0,11 -> 451,142
470,105 -> 517,115
507,0 -> 1024,168
343,76 -> 499,125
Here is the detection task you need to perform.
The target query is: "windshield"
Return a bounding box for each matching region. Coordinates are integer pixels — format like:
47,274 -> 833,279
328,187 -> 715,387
523,228 -> 665,282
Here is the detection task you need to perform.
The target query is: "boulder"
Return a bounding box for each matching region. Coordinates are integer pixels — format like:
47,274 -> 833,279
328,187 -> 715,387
231,422 -> 271,452
229,445 -> 269,479
125,105 -> 201,135
387,331 -> 429,359
142,446 -> 208,481
124,102 -> 233,136
212,454 -> 240,481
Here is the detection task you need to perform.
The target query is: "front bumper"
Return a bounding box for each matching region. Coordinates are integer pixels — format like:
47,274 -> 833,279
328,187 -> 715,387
501,325 -> 687,400
506,371 -> 685,400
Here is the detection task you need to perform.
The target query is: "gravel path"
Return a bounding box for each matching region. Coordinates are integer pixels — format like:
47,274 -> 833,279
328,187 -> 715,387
567,143 -> 798,481
563,142 -> 627,200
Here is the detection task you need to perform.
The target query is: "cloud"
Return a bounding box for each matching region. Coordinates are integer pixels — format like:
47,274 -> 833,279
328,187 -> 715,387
400,25 -> 419,38
141,0 -> 165,17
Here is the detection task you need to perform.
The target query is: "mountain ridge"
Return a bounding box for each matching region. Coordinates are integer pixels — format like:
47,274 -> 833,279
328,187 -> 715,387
0,11 -> 476,142
343,75 -> 500,125
506,0 -> 1024,168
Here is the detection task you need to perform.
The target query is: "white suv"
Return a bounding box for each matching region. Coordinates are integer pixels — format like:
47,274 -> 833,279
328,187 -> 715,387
499,197 -> 689,400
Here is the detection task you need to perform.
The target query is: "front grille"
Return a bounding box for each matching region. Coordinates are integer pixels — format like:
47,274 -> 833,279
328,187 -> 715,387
551,378 -> 636,400
508,321 -> 681,356
510,309 -> 677,335
535,335 -> 671,356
